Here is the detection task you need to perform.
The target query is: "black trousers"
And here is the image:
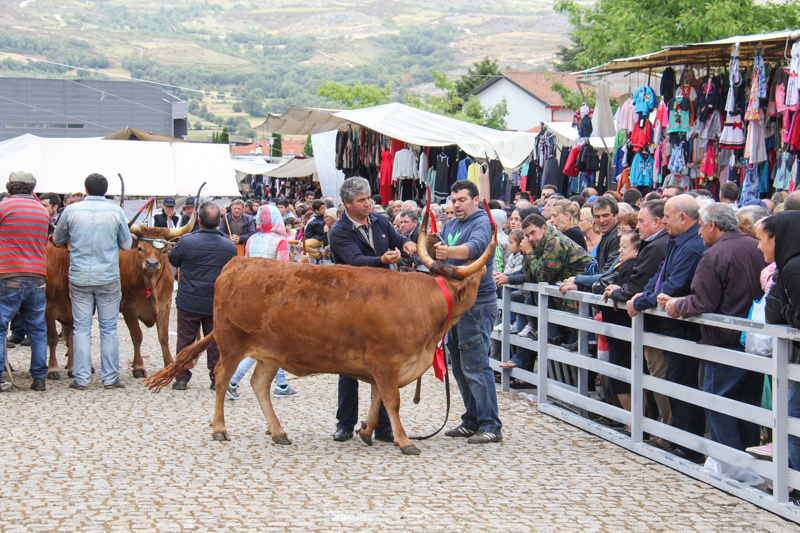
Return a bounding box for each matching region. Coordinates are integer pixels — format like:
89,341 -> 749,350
336,375 -> 391,434
175,308 -> 219,384
663,326 -> 705,446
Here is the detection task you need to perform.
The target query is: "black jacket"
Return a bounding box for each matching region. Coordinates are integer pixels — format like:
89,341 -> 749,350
179,213 -> 200,233
767,211 -> 800,329
169,228 -> 238,316
609,229 -> 670,303
329,211 -> 410,268
596,223 -> 621,272
218,213 -> 256,243
153,213 -> 179,228
305,213 -> 326,241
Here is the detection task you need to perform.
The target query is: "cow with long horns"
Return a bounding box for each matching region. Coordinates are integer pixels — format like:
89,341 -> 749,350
144,203 -> 496,456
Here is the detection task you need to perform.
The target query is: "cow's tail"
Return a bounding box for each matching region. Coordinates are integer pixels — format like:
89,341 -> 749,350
143,332 -> 216,392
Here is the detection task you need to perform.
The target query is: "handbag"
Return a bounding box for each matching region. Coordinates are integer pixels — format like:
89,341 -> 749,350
741,295 -> 773,356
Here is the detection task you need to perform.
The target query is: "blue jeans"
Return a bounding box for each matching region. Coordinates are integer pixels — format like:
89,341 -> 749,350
0,277 -> 48,380
446,301 -> 502,434
789,382 -> 800,469
230,357 -> 288,388
703,359 -> 763,451
70,281 -> 122,386
10,312 -> 25,338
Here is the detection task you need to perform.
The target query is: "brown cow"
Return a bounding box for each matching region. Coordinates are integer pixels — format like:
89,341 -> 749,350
45,242 -> 73,380
145,217 -> 494,455
122,218 -> 195,377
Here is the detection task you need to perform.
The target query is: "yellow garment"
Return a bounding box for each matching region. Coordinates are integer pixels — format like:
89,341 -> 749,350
467,162 -> 481,186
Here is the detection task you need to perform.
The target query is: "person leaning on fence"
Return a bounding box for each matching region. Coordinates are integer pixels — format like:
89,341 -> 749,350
603,200 -> 672,441
765,211 -> 800,470
560,196 -> 620,294
628,194 -> 707,464
225,205 -> 299,401
660,203 -> 766,454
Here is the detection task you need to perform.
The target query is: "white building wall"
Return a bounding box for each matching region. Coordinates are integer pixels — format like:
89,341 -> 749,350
473,79 -> 549,132
552,108 -> 575,122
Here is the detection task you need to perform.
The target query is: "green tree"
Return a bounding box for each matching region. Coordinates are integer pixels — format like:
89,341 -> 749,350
554,0 -> 800,70
318,82 -> 392,109
405,69 -> 508,130
212,127 -> 229,144
454,56 -> 500,97
272,133 -> 282,156
303,135 -> 314,157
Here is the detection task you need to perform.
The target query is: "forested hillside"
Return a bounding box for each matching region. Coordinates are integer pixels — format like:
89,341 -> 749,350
0,0 -> 572,138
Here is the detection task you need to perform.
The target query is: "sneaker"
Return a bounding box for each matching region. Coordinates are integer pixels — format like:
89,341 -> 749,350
517,324 -> 533,338
226,384 -> 241,401
746,442 -> 773,460
273,385 -> 299,398
104,378 -> 125,389
7,334 -> 23,345
69,381 -> 87,390
527,329 -> 539,341
444,425 -> 478,438
493,323 -> 503,332
467,430 -> 503,444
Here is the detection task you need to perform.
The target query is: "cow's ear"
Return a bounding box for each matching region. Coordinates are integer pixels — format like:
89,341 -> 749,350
456,286 -> 466,301
164,242 -> 177,253
130,235 -> 139,246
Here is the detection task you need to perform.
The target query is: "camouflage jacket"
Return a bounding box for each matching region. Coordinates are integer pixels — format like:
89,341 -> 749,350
523,225 -> 591,309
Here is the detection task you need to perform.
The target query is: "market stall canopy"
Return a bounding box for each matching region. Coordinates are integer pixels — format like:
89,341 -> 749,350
258,102 -> 538,170
0,134 -> 240,196
230,158 -> 283,175
256,107 -> 349,136
103,127 -> 187,142
265,157 -> 318,180
584,30 -> 800,74
542,122 -> 616,153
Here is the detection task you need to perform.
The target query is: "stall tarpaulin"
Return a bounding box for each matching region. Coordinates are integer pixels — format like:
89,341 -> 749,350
265,157 -> 318,180
0,134 -> 241,196
312,131 -> 344,206
258,103 -> 539,171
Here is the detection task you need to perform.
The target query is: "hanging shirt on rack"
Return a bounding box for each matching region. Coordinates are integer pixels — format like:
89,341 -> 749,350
392,148 -> 418,181
667,95 -> 693,134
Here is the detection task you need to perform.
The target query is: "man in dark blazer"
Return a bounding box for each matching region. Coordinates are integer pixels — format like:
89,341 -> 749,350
153,197 -> 179,228
328,177 -> 416,443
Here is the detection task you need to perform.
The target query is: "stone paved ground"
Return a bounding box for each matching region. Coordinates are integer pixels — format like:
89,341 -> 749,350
2,310 -> 800,532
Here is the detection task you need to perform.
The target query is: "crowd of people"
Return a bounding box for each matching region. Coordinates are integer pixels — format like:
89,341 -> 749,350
5,169 -> 800,466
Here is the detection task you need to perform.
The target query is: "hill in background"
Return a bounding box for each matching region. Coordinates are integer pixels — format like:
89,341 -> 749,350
0,0 -> 574,139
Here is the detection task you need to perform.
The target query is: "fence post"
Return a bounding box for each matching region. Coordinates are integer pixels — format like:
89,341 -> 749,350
537,284 -> 549,406
577,300 -> 590,418
631,312 -> 644,443
501,285 -> 511,393
773,336 -> 790,504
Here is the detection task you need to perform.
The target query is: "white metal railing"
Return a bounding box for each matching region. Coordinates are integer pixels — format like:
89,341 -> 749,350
490,282 -> 800,522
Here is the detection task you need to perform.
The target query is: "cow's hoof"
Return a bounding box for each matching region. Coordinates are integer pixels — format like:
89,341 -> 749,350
272,435 -> 292,445
212,432 -> 229,442
266,429 -> 271,436
400,445 -> 421,456
67,370 -> 74,378
47,371 -> 60,380
132,368 -> 147,379
359,431 -> 373,446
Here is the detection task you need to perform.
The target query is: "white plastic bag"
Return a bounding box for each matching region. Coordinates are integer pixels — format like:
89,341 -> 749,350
743,296 -> 773,356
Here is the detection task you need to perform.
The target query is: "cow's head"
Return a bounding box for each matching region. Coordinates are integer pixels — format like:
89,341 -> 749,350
417,210 -> 495,301
129,210 -> 195,273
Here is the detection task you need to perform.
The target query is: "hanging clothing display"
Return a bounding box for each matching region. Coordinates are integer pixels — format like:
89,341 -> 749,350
787,40 -> 800,108
719,113 -> 745,150
592,80 -> 617,138
726,46 -> 742,112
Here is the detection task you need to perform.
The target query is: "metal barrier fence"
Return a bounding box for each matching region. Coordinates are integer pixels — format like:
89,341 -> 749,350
489,282 -> 800,522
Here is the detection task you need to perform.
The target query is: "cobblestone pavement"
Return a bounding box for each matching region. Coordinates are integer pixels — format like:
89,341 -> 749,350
2,310 -> 800,532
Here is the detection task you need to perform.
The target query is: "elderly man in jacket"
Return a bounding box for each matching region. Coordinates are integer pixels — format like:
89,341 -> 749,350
218,199 -> 255,245
628,194 -> 707,463
53,173 -> 132,390
660,203 -> 766,453
328,177 -> 416,442
170,201 -> 238,390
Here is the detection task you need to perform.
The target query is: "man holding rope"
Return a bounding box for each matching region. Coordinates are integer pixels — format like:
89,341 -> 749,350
429,180 -> 503,444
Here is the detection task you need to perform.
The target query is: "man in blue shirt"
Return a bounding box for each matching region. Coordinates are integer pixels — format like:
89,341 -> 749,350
53,173 -> 132,390
434,180 -> 503,444
627,194 -> 707,463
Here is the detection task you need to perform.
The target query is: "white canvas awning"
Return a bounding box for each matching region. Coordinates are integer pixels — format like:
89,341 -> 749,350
257,103 -> 538,170
0,134 -> 241,196
256,107 -> 349,136
265,157 -> 317,180
230,158 -> 283,175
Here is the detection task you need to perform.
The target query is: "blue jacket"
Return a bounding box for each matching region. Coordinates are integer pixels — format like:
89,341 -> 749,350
169,228 -> 238,316
305,213 -> 327,241
634,222 -> 707,327
329,211 -> 410,268
440,209 -> 496,304
53,196 -> 132,286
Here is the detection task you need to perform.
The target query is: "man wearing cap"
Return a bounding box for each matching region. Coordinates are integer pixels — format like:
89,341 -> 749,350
53,173 -> 132,390
179,197 -> 199,232
154,198 -> 179,228
0,172 -> 51,391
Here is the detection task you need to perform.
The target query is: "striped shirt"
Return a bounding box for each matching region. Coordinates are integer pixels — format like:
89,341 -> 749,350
0,195 -> 50,278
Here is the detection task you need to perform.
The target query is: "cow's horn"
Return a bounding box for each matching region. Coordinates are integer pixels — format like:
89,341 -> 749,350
416,210 -> 436,270
450,225 -> 497,280
129,224 -> 142,236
